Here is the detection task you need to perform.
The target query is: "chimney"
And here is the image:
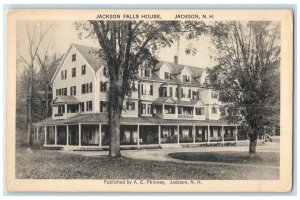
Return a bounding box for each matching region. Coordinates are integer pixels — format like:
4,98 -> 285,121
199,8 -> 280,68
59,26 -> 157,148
174,55 -> 178,64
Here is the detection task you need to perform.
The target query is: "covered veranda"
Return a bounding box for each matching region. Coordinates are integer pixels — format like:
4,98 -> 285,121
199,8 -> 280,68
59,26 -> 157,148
33,114 -> 239,149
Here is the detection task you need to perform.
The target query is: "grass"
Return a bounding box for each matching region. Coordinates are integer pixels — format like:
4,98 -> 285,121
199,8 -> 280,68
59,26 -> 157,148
16,147 -> 279,180
169,151 -> 280,166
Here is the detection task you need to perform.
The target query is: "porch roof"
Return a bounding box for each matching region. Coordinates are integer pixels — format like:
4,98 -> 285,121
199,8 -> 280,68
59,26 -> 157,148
33,113 -> 161,126
158,119 -> 237,126
51,96 -> 81,105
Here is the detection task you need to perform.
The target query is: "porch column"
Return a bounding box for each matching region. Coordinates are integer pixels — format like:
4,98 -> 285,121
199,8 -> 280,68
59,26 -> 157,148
66,125 -> 69,146
137,124 -> 140,146
99,124 -> 102,147
36,126 -> 39,142
192,125 -> 196,144
207,125 -> 210,144
44,126 -> 47,145
33,126 -> 36,142
158,125 -> 161,145
177,125 -> 180,144
221,126 -> 224,146
78,123 -> 82,146
235,126 -> 238,142
54,125 -> 57,145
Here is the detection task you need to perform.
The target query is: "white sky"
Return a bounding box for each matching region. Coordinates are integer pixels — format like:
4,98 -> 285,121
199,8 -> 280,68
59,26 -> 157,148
17,21 -> 216,70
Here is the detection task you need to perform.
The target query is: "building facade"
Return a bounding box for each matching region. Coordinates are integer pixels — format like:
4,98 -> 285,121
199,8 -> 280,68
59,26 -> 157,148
33,43 -> 239,150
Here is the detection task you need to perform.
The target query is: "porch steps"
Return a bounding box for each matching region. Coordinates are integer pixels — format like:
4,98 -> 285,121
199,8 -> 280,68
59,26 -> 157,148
160,144 -> 182,149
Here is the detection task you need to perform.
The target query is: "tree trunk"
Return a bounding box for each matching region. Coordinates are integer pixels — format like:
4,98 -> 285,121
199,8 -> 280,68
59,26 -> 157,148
108,82 -> 123,158
249,137 -> 257,156
109,110 -> 121,157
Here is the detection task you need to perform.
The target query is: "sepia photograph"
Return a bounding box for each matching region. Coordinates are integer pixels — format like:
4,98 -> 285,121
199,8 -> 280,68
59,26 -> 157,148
6,9 -> 293,192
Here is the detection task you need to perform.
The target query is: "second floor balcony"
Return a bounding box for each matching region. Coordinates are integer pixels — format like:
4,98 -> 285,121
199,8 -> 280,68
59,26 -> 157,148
152,97 -> 206,120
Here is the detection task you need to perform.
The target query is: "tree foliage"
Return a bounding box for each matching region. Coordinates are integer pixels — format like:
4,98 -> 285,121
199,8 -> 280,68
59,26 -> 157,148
208,21 -> 280,154
16,22 -> 62,146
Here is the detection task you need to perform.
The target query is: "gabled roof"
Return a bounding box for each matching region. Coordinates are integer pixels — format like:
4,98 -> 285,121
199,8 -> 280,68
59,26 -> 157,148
72,44 -> 104,72
51,96 -> 80,105
50,43 -> 104,84
177,99 -> 205,107
152,97 -> 177,105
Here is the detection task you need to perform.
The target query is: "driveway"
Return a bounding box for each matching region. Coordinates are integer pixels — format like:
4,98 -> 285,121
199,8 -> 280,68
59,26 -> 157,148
61,142 -> 279,169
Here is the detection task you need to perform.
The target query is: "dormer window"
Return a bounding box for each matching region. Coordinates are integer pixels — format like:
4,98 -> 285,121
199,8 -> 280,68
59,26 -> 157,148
72,54 -> 76,62
182,75 -> 190,82
145,69 -> 151,77
164,72 -> 171,80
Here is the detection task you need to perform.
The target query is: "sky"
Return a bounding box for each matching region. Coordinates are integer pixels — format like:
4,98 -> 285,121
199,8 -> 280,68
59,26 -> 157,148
16,21 -> 216,71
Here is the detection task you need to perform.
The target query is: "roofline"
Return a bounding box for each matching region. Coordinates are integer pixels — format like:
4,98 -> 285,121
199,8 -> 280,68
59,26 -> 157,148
50,45 -> 73,85
50,44 -> 101,85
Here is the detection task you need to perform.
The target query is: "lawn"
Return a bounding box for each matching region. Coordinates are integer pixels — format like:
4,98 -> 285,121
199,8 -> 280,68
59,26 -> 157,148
169,151 -> 280,166
15,147 -> 279,180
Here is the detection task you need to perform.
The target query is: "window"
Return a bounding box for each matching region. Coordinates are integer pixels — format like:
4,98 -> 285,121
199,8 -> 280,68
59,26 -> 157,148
56,89 -> 62,96
169,87 -> 173,97
141,103 -> 146,114
100,101 -> 108,112
72,54 -> 76,62
182,75 -> 190,82
70,86 -> 76,96
165,105 -> 175,114
147,104 -> 152,114
159,87 -> 168,97
72,67 -> 76,77
188,89 -> 191,98
164,72 -> 171,80
81,84 -> 86,94
181,88 -> 185,98
211,91 -> 218,98
126,101 -> 135,111
196,108 -> 205,115
149,85 -> 153,95
145,69 -> 151,77
100,81 -> 107,92
82,82 -> 92,94
192,91 -> 199,100
81,65 -> 86,75
89,82 -> 93,92
211,107 -> 218,114
140,84 -> 146,95
62,88 -> 67,96
86,101 -> 93,111
80,102 -> 84,112
58,105 -> 65,114
61,70 -> 67,80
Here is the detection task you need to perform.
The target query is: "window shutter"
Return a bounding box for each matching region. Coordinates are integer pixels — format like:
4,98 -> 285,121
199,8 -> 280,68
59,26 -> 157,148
132,102 -> 135,110
150,85 -> 153,95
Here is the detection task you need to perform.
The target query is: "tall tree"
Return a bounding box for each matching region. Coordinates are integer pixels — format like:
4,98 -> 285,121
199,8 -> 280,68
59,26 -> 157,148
76,21 -> 207,157
17,22 -> 58,147
208,21 -> 280,156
